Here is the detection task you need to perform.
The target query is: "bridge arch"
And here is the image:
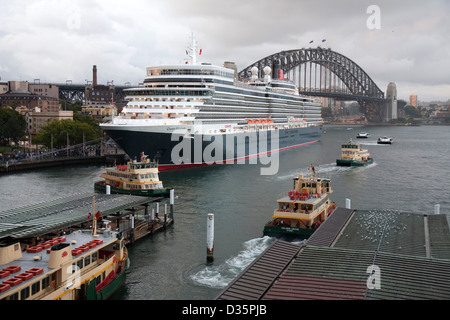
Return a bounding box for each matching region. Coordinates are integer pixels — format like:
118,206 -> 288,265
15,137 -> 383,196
238,48 -> 387,122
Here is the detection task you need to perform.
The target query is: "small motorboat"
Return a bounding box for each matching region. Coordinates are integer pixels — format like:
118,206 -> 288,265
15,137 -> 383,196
377,136 -> 393,144
356,132 -> 370,138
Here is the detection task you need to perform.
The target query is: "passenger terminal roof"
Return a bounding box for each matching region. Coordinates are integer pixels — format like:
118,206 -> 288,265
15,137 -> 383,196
0,193 -> 155,240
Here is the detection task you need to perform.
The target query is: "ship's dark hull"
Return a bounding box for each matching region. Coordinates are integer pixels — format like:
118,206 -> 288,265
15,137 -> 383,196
103,126 -> 322,169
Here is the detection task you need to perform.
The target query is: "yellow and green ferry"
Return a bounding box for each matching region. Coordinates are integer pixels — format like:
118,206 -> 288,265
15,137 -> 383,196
95,153 -> 172,197
263,166 -> 336,239
336,139 -> 373,167
0,223 -> 128,300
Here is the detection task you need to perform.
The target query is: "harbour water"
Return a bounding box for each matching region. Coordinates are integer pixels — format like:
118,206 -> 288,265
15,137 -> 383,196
0,124 -> 449,300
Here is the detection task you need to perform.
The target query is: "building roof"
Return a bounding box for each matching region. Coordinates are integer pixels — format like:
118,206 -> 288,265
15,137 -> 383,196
0,89 -> 57,101
217,208 -> 450,300
0,193 -> 155,240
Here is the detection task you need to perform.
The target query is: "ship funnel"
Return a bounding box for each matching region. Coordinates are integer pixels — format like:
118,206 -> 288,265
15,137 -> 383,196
263,66 -> 271,83
0,239 -> 22,265
48,243 -> 72,269
272,60 -> 281,79
250,66 -> 258,82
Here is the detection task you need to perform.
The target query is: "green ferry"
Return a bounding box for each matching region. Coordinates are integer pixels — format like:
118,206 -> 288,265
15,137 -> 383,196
94,152 -> 172,197
336,139 -> 373,167
263,166 -> 336,239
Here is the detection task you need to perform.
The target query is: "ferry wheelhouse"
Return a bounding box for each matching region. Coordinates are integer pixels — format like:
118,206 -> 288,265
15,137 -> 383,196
263,167 -> 336,239
336,139 -> 373,167
94,153 -> 171,197
100,35 -> 323,168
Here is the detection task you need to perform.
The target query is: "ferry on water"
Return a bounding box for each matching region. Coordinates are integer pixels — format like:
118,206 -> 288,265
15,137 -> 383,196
0,223 -> 127,300
94,152 -> 172,197
356,132 -> 370,138
100,35 -> 323,169
263,166 -> 336,239
336,139 -> 373,167
377,136 -> 393,144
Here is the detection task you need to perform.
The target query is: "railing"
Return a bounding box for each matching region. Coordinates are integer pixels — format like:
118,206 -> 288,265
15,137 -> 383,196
0,138 -> 124,166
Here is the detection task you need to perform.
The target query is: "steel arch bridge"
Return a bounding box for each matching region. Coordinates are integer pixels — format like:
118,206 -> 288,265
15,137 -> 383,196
238,47 -> 388,122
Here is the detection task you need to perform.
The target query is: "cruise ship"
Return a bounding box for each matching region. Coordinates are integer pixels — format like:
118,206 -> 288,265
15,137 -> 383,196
101,36 -> 323,169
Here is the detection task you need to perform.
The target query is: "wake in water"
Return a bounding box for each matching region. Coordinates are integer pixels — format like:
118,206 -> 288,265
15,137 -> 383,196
275,161 -> 378,182
189,236 -> 276,289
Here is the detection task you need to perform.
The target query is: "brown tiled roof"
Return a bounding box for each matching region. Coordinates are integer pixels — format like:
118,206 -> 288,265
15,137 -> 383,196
216,240 -> 301,300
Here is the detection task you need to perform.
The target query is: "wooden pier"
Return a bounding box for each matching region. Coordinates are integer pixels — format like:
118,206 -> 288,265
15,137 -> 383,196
217,207 -> 450,300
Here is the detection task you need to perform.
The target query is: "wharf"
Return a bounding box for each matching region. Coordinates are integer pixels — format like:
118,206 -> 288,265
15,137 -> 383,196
217,207 -> 450,300
0,154 -> 126,174
0,193 -> 173,246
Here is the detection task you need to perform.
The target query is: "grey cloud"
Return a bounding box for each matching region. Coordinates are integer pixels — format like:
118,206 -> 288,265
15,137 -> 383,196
0,0 -> 448,101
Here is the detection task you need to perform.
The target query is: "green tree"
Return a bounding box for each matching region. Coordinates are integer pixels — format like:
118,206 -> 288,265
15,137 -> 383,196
0,108 -> 27,146
33,119 -> 100,148
404,105 -> 422,118
321,107 -> 332,119
73,112 -> 101,135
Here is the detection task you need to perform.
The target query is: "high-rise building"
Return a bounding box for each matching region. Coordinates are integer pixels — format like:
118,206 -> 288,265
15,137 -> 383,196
409,94 -> 418,107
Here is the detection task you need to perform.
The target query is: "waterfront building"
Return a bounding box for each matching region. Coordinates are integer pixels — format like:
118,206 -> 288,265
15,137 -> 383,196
19,107 -> 73,135
82,65 -> 118,121
5,81 -> 59,100
409,94 -> 418,107
81,103 -> 117,121
0,82 -> 8,94
0,84 -> 72,135
0,88 -> 60,112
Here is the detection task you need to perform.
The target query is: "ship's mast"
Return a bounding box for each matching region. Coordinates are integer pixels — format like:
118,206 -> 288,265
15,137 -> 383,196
188,33 -> 197,65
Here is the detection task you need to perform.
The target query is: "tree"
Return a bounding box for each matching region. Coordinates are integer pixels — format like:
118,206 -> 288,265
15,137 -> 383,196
321,107 -> 332,119
33,119 -> 100,148
0,108 -> 26,146
404,105 -> 422,118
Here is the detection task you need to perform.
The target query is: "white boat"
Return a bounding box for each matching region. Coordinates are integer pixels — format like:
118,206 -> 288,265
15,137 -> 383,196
100,35 -> 323,169
356,132 -> 370,138
377,136 -> 393,144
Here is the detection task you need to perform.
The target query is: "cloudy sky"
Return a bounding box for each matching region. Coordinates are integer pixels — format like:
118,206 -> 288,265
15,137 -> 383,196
0,0 -> 448,102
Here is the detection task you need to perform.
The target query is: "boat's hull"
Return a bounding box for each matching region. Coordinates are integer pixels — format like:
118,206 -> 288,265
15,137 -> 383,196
94,181 -> 171,197
336,158 -> 373,167
86,262 -> 128,300
263,224 -> 316,240
377,141 -> 392,144
103,125 -> 322,169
